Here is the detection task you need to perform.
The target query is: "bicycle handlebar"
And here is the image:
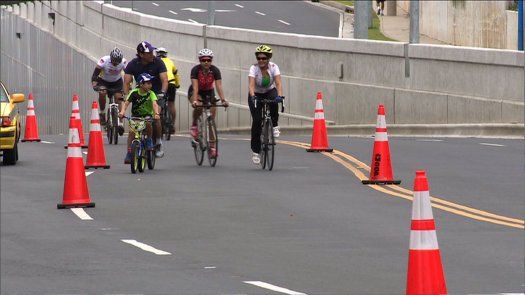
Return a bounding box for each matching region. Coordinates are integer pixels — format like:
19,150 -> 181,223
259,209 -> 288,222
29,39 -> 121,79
122,115 -> 153,122
193,104 -> 228,108
93,85 -> 123,94
253,96 -> 285,112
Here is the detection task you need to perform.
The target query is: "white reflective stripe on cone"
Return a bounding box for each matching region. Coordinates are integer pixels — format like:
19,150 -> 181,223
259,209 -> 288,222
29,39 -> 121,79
412,191 -> 434,220
90,110 -> 99,120
72,101 -> 79,110
27,110 -> 35,116
314,112 -> 325,120
315,99 -> 324,110
69,128 -> 80,144
374,131 -> 388,142
376,115 -> 386,128
90,123 -> 101,132
409,230 -> 439,250
28,100 -> 34,108
67,146 -> 83,158
73,113 -> 81,119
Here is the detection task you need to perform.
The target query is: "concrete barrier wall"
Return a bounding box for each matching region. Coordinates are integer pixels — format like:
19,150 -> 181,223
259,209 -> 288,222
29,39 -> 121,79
1,1 -> 523,135
506,10 -> 518,50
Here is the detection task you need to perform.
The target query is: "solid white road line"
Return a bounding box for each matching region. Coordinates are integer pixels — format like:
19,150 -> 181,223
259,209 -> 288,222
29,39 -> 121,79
255,11 -> 266,16
169,10 -> 178,15
121,239 -> 172,255
215,9 -> 236,12
187,19 -> 199,24
278,19 -> 291,25
479,143 -> 505,147
41,140 -> 55,144
181,7 -> 206,12
235,4 -> 244,8
85,171 -> 94,177
416,139 -> 443,142
71,208 -> 93,220
244,281 -> 307,295
152,2 -> 159,7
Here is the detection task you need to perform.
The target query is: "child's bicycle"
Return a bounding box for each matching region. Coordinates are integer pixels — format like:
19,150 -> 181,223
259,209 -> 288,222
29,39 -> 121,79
123,116 -> 156,174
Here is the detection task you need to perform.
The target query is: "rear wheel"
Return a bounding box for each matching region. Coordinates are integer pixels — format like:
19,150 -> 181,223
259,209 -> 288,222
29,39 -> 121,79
207,118 -> 218,167
164,112 -> 172,141
266,120 -> 275,171
193,117 -> 205,166
131,142 -> 139,174
2,142 -> 18,165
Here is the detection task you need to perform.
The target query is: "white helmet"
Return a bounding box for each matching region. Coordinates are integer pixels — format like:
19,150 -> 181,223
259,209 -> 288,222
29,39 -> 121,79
197,48 -> 214,59
156,47 -> 167,57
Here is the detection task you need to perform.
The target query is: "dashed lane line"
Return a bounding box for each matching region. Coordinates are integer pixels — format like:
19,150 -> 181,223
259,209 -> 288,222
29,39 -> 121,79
40,140 -> 55,144
479,143 -> 505,147
234,4 -> 244,8
169,10 -> 177,15
85,171 -> 94,177
121,239 -> 172,255
187,19 -> 199,24
244,281 -> 307,295
416,139 -> 443,142
152,2 -> 159,7
71,208 -> 93,220
278,19 -> 291,25
255,11 -> 266,16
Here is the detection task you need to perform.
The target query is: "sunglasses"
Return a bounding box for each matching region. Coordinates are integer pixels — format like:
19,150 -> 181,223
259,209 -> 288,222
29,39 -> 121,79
200,59 -> 212,63
256,56 -> 268,61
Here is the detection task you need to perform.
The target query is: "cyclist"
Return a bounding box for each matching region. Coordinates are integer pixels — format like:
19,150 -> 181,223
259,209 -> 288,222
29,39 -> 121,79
119,73 -> 161,164
91,47 -> 127,133
156,47 -> 180,134
124,41 -> 168,157
248,45 -> 284,165
188,48 -> 229,158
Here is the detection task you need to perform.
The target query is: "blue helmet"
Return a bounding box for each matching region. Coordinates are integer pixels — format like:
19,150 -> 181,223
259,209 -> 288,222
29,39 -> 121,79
138,73 -> 154,84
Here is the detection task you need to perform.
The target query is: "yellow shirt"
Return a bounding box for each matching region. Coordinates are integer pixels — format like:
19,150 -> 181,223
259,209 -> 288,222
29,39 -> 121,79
160,57 -> 180,87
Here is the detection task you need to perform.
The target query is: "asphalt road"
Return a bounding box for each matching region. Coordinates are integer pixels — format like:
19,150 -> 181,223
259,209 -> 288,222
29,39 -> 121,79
1,133 -> 523,294
111,0 -> 341,37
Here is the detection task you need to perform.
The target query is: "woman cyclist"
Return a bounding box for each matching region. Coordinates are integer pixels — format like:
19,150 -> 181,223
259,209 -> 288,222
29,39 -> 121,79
248,45 -> 284,165
188,48 -> 229,158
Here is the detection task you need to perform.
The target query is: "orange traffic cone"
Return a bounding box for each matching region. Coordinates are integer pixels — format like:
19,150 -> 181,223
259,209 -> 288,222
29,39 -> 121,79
64,94 -> 87,149
57,117 -> 95,209
21,93 -> 41,142
306,92 -> 333,152
85,101 -> 110,169
362,104 -> 401,185
406,170 -> 447,295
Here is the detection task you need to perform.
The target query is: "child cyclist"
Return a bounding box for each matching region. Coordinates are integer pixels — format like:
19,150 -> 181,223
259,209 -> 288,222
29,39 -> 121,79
119,73 -> 161,164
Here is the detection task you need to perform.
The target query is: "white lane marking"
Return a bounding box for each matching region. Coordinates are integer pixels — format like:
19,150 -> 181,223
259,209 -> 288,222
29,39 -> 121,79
278,19 -> 291,25
152,2 -> 159,6
244,281 -> 307,295
169,10 -> 178,15
181,7 -> 206,12
204,266 -> 216,269
479,143 -> 505,147
83,151 -> 88,155
416,139 -> 443,142
85,171 -> 94,177
255,11 -> 266,16
187,18 -> 199,24
41,140 -> 55,144
71,208 -> 93,220
121,239 -> 172,255
234,4 -> 244,8
215,9 -> 236,12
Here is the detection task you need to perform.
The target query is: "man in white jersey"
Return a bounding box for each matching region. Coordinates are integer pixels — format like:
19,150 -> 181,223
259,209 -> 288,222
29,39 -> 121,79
91,48 -> 127,128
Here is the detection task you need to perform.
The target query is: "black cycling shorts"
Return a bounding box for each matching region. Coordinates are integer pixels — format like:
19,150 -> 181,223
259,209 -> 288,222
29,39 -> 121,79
187,86 -> 217,104
96,77 -> 123,97
166,83 -> 177,102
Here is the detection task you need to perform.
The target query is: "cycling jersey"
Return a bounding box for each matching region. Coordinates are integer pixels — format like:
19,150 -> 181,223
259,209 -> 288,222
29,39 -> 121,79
125,57 -> 167,94
190,65 -> 221,91
96,56 -> 128,82
126,88 -> 158,117
249,62 -> 280,93
160,57 -> 180,87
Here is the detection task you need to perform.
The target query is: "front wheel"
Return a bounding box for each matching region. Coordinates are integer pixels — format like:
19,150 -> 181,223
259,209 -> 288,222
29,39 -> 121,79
193,117 -> 205,166
147,149 -> 156,170
107,110 -> 113,145
131,141 -> 139,174
207,118 -> 218,167
111,108 -> 119,145
138,143 -> 146,173
266,120 -> 275,171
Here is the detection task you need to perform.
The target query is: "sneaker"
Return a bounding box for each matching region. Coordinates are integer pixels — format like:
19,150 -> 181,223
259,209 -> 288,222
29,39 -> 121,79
190,125 -> 198,139
124,151 -> 132,164
117,125 -> 125,136
155,144 -> 165,158
273,126 -> 280,138
146,138 -> 154,150
210,147 -> 217,158
252,152 -> 261,165
377,7 -> 381,15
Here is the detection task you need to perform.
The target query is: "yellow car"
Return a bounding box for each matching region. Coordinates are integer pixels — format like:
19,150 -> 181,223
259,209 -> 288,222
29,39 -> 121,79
0,82 -> 25,165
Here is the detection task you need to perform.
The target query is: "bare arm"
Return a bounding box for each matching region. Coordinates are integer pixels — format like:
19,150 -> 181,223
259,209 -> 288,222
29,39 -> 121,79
191,79 -> 199,104
152,101 -> 160,119
123,74 -> 133,96
274,75 -> 283,97
119,100 -> 130,117
248,76 -> 256,97
159,72 -> 168,93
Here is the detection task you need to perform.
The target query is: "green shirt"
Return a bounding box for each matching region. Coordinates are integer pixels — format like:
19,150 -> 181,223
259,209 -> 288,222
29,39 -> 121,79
126,88 -> 157,117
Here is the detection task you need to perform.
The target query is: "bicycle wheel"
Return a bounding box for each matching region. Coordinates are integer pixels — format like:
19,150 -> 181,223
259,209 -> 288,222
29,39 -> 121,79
111,108 -> 119,145
207,118 -> 218,167
193,117 -> 205,166
131,141 -> 139,174
164,111 -> 172,141
106,111 -> 113,144
147,149 -> 156,170
138,143 -> 146,173
266,120 -> 275,171
260,121 -> 267,170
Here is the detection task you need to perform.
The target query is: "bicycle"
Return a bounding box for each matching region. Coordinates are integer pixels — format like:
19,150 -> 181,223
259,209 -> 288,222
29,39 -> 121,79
158,97 -> 173,141
123,116 -> 156,174
254,97 -> 285,171
191,97 -> 227,167
94,85 -> 122,145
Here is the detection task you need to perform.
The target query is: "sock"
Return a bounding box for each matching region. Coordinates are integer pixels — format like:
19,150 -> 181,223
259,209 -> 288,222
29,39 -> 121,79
157,138 -> 162,145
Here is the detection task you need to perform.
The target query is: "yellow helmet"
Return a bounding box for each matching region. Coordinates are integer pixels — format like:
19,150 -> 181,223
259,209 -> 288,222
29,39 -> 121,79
255,45 -> 272,58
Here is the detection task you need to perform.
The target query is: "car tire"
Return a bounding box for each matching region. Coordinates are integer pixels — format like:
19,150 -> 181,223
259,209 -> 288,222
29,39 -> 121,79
3,142 -> 18,165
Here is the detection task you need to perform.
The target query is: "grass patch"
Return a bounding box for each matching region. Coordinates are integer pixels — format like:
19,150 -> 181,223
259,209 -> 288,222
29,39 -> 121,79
368,14 -> 397,41
335,0 -> 354,6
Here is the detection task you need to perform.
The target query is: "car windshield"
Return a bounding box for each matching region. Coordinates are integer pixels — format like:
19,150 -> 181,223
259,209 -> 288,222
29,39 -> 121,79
0,85 -> 8,103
